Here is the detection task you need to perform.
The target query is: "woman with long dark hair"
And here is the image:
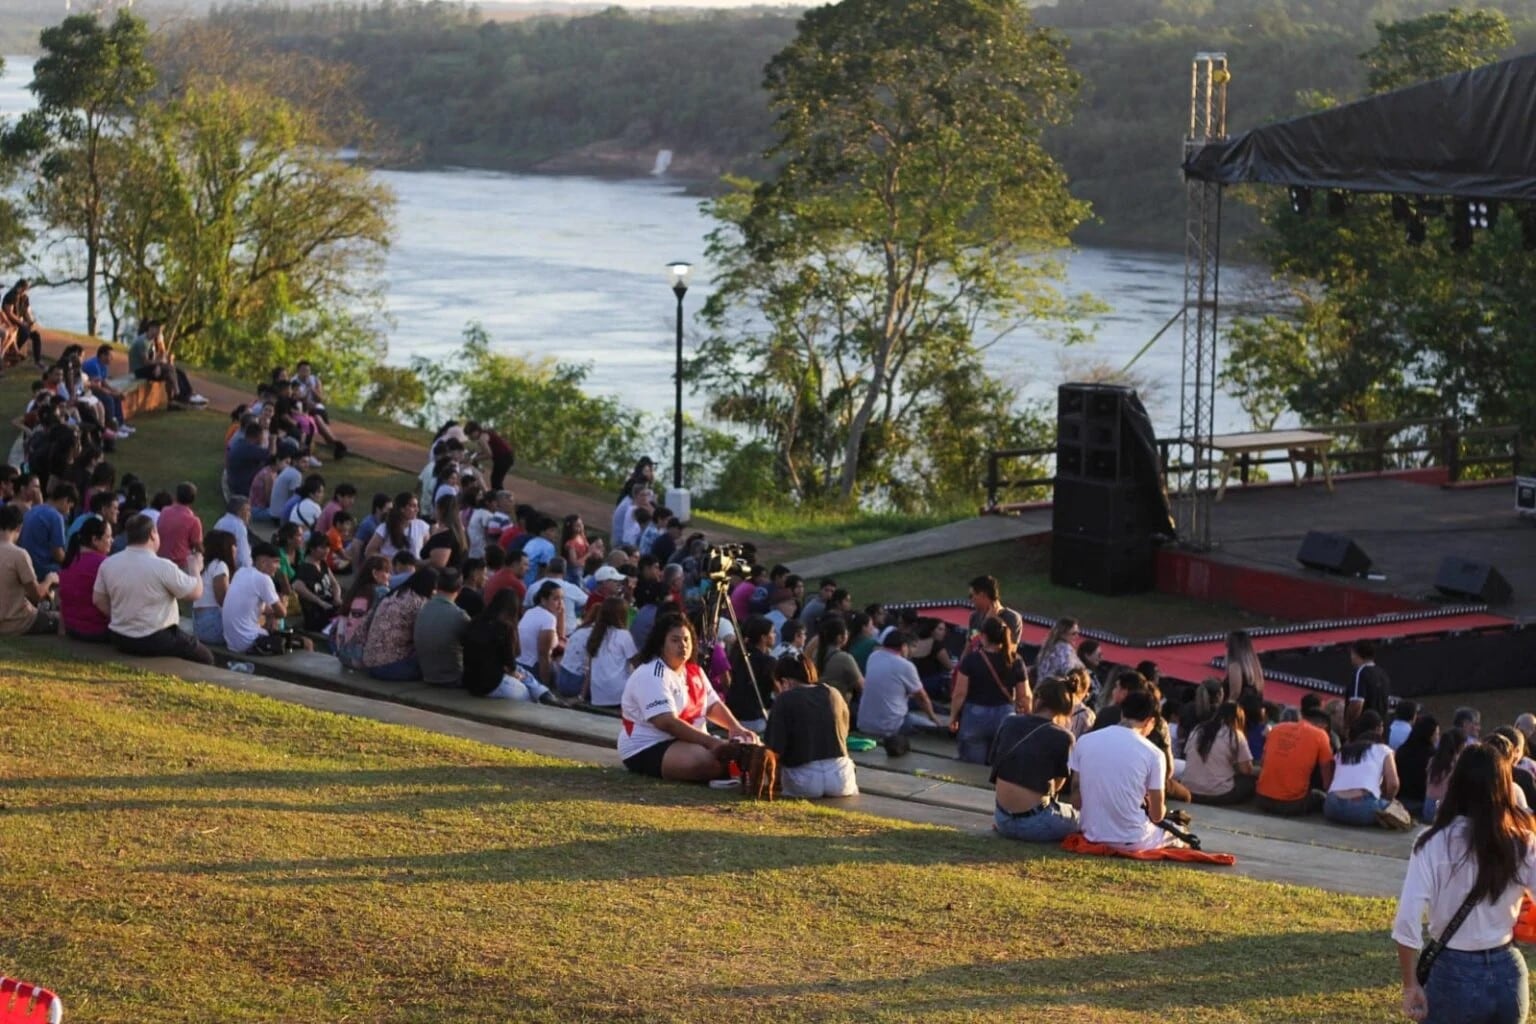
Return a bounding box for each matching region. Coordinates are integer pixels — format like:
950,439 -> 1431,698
58,515 -> 113,641
191,529 -> 238,645
1034,616 -> 1084,680
616,611 -> 757,781
1224,629 -> 1265,701
1425,729 -> 1469,824
582,595 -> 638,707
1181,701 -> 1256,805
1395,715 -> 1441,819
811,615 -> 863,707
365,491 -> 427,561
1325,710 -> 1413,829
361,567 -> 437,681
1393,743 -> 1536,1024
763,653 -> 858,799
950,616 -> 1028,764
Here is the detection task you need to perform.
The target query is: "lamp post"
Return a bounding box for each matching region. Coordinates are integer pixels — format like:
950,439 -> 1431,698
667,261 -> 691,495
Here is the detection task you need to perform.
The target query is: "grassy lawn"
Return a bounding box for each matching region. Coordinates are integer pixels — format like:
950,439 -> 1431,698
0,647 -> 1408,1023
701,505 -> 966,561
832,539 -> 1278,639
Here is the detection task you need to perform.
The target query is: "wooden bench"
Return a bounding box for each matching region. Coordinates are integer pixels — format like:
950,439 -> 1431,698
1204,430 -> 1334,501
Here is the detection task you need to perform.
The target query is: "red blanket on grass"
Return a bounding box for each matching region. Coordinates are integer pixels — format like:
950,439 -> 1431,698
1061,831 -> 1236,865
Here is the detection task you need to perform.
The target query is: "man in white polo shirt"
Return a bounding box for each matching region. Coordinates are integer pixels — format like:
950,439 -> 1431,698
1067,690 -> 1182,850
93,514 -> 214,665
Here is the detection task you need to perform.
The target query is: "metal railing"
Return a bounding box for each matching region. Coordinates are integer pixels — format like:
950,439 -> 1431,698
987,416 -> 1522,511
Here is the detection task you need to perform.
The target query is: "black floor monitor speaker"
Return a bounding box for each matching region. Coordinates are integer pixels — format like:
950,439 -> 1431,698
1434,556 -> 1513,605
1296,531 -> 1372,576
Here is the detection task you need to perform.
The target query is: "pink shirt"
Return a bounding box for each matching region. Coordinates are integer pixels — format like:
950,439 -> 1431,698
155,504 -> 203,567
316,499 -> 346,535
59,549 -> 110,637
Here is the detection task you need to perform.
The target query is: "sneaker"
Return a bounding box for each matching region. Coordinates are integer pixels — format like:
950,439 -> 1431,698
305,456 -> 324,469
117,424 -> 135,436
1376,801 -> 1414,830
187,393 -> 209,406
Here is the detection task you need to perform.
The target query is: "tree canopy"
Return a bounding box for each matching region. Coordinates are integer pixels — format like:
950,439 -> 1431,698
696,0 -> 1082,510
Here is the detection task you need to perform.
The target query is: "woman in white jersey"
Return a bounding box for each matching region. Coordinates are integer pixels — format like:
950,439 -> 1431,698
618,611 -> 758,780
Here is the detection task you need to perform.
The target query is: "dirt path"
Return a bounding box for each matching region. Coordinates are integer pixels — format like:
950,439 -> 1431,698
39,329 -> 619,528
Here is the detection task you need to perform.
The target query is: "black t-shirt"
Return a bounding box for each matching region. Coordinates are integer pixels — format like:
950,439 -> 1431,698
1395,736 -> 1433,803
725,647 -> 778,722
422,529 -> 464,568
958,649 -> 1026,707
650,532 -> 677,565
1349,664 -> 1390,719
989,714 -> 1073,792
293,561 -> 337,632
763,684 -> 849,768
456,588 -> 485,618
462,618 -> 513,696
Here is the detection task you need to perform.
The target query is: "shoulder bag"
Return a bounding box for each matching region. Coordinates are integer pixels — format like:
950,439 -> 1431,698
1416,889 -> 1482,985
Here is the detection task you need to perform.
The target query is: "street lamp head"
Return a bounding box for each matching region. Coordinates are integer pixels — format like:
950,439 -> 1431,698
667,261 -> 692,297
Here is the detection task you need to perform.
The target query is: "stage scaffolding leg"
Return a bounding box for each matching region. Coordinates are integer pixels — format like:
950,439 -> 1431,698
1177,52 -> 1229,550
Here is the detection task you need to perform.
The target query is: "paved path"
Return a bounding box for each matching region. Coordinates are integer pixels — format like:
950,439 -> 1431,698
38,329 -> 618,529
789,507 -> 1053,577
14,631 -> 1413,899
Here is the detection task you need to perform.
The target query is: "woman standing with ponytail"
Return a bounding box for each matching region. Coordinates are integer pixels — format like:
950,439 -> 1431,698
1394,742 -> 1536,1023
950,616 -> 1030,764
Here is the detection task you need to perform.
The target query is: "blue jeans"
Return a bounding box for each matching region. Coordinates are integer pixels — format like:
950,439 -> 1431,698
994,799 -> 1080,842
367,657 -> 421,682
956,703 -> 1012,764
193,607 -> 224,646
1423,945 -> 1528,1024
554,665 -> 585,698
1323,791 -> 1388,826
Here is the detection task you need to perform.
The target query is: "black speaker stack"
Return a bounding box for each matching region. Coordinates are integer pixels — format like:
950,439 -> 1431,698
1050,384 -> 1171,596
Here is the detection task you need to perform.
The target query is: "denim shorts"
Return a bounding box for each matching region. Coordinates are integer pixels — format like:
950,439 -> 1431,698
1323,791 -> 1388,827
1422,944 -> 1528,1024
956,703 -> 1012,764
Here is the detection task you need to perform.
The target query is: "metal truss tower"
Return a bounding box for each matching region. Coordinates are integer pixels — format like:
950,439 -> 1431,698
1177,53 -> 1229,550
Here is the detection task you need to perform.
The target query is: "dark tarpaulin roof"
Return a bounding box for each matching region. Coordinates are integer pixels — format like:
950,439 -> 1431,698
1183,52 -> 1536,201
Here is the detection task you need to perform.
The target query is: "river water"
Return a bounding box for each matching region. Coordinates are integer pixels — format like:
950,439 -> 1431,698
0,56 -> 1254,436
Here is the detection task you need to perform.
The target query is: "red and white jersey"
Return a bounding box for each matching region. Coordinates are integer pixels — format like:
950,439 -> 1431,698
618,657 -> 717,760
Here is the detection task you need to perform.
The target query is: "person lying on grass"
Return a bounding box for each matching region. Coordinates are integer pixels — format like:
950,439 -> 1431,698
619,611 -> 759,782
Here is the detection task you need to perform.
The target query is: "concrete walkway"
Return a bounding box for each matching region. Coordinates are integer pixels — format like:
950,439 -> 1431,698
789,507 -> 1053,577
11,632 -> 1413,899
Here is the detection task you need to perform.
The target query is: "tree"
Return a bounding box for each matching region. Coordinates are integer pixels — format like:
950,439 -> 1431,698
94,79 -> 394,385
1222,10 -> 1526,438
697,0 -> 1087,507
6,11 -> 155,337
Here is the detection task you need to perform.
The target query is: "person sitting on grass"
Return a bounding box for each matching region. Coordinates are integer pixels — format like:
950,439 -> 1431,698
991,678 -> 1081,842
19,480 -> 76,580
763,653 -> 858,799
128,319 -> 206,406
155,482 -> 203,571
93,513 -> 212,665
724,614 -> 778,732
1181,701 -> 1257,805
461,589 -> 561,703
1392,714 -> 1438,819
360,567 -> 437,681
856,628 -> 942,751
1424,728 -> 1468,824
1034,616 -> 1084,680
1254,705 -> 1336,816
1323,710 -> 1413,829
192,529 -> 237,647
0,503 -> 59,636
223,542 -> 309,656
617,611 -> 759,781
212,496 -> 253,570
58,515 -> 113,642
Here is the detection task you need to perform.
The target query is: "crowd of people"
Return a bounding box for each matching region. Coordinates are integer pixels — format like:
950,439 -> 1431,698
3,344 -> 1536,1019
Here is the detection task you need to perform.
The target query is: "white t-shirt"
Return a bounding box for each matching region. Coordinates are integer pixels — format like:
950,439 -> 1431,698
93,545 -> 199,638
222,566 -> 279,653
193,559 -> 229,611
1068,723 -> 1166,849
376,519 -> 429,560
517,604 -> 559,670
618,657 -> 718,760
564,625 -> 594,677
289,497 -> 323,532
466,508 -> 503,559
589,627 -> 639,707
1329,743 -> 1392,797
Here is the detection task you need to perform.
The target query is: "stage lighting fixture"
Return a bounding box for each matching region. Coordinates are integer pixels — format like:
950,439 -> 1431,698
1326,190 -> 1349,218
1288,187 -> 1312,216
1468,199 -> 1498,229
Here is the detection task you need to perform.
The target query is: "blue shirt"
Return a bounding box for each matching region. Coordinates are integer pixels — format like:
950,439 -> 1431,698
19,503 -> 66,577
356,513 -> 382,547
81,357 -> 110,382
226,437 -> 270,497
522,535 -> 556,585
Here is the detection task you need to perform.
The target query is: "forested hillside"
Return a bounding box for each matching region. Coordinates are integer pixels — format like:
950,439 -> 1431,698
197,0 -> 1536,248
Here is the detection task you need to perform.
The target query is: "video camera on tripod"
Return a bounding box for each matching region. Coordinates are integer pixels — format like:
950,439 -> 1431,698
704,542 -> 752,582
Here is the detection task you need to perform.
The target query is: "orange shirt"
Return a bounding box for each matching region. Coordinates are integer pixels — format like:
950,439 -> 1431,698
1256,720 -> 1333,802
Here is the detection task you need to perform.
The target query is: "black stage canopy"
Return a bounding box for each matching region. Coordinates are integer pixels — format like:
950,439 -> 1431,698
1184,52 -> 1536,201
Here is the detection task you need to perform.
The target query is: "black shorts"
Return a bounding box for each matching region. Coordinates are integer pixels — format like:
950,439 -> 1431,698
623,740 -> 676,778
